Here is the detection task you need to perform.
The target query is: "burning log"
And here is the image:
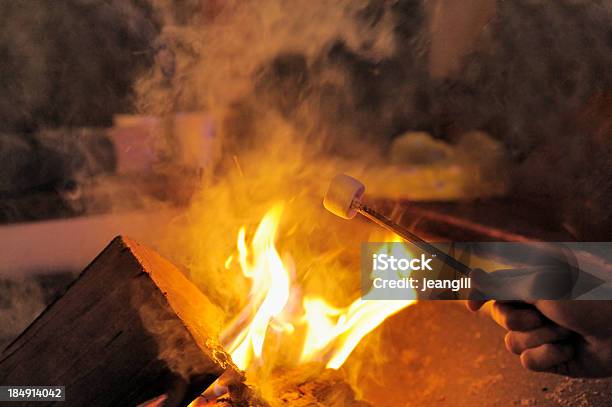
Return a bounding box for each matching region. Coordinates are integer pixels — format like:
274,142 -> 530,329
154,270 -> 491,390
189,363 -> 371,407
190,369 -> 268,407
264,364 -> 371,407
192,365 -> 369,407
0,236 -> 232,407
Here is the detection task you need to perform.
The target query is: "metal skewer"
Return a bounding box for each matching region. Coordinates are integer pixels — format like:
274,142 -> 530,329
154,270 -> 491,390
324,173 -> 472,276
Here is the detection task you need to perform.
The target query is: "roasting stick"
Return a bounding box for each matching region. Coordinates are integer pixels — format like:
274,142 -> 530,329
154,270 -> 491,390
323,174 -> 473,276
323,174 -> 588,302
357,201 -> 472,276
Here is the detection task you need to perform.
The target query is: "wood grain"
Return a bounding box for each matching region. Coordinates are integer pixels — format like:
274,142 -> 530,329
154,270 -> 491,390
0,236 -> 232,407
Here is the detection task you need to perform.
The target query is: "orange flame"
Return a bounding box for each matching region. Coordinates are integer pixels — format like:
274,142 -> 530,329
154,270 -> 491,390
221,203 -> 416,372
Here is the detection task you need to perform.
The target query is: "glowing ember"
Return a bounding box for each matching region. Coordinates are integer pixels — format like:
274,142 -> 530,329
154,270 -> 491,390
221,203 -> 417,373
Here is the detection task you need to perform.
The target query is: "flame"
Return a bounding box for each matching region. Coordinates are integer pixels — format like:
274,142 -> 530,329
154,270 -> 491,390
221,203 -> 416,373
222,203 -> 293,370
301,234 -> 416,369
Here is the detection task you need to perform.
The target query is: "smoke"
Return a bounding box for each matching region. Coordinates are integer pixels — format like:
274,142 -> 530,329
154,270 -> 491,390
0,278 -> 46,349
137,0 -> 401,116
135,0 -> 408,300
1,0 -> 609,232
0,0 -> 609,402
0,0 -> 158,133
134,1 -> 417,393
133,0 -> 612,395
0,0 -> 160,223
432,0 -> 612,238
0,273 -> 74,350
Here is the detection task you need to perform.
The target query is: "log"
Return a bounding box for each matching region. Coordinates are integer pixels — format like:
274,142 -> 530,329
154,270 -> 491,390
263,364 -> 371,407
189,369 -> 268,407
190,365 -> 370,407
0,236 -> 232,407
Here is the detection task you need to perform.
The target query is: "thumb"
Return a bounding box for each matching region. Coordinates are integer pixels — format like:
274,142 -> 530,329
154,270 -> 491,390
466,268 -> 490,311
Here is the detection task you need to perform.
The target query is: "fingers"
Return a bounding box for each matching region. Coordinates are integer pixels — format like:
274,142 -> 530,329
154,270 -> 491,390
498,311 -> 575,374
466,269 -> 491,312
491,301 -> 544,331
465,281 -> 490,311
504,325 -> 572,355
520,343 -> 574,372
479,300 -> 576,375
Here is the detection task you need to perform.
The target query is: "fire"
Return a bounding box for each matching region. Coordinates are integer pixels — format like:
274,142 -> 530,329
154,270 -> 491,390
221,203 -> 416,372
221,203 -> 293,370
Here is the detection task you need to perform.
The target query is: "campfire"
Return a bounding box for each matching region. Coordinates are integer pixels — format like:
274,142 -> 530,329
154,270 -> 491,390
197,202 -> 416,405
220,203 -> 415,370
2,0 -> 611,405
0,206 -> 418,406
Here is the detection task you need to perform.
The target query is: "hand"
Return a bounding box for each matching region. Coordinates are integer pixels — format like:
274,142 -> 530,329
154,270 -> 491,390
467,299 -> 612,377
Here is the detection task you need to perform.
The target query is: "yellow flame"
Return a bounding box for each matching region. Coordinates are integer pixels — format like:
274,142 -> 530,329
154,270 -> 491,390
222,203 -> 416,372
301,235 -> 416,368
223,203 -> 293,369
300,297 -> 343,362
